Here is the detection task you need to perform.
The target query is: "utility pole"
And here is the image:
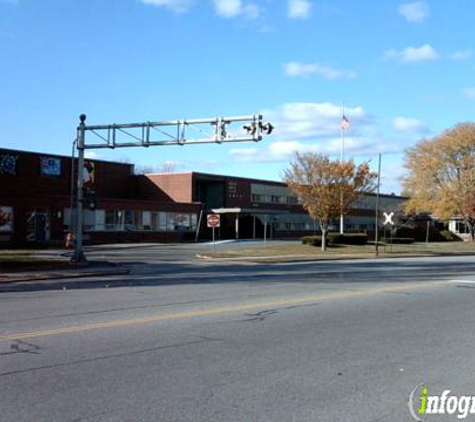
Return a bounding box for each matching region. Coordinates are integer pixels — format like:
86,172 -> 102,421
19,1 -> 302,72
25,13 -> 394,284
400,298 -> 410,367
70,113 -> 273,264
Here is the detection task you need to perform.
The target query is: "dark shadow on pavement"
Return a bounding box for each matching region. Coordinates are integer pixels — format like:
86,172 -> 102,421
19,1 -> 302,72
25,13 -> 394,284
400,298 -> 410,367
2,257 -> 475,293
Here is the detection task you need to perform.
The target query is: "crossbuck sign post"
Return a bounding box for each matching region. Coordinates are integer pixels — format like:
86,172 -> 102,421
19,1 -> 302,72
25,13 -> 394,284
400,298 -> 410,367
383,212 -> 395,226
71,114 -> 273,263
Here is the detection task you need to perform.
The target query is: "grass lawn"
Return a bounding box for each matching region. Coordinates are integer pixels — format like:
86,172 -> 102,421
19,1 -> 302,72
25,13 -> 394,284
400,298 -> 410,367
207,241 -> 475,261
0,250 -> 69,271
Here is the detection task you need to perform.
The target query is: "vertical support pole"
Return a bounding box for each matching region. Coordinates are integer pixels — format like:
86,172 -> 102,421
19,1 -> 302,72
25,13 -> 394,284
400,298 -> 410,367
71,114 -> 88,264
195,209 -> 203,243
264,221 -> 267,244
235,214 -> 239,240
339,107 -> 345,235
212,227 -> 216,254
426,220 -> 430,244
375,153 -> 381,257
69,139 -> 77,236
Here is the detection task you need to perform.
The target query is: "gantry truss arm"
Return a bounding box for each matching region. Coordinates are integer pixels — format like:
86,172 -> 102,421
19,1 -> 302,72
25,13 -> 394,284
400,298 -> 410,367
70,113 -> 273,264
79,114 -> 273,150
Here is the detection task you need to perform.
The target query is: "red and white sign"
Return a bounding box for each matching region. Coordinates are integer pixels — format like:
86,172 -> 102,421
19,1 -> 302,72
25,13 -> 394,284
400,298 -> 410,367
207,213 -> 220,228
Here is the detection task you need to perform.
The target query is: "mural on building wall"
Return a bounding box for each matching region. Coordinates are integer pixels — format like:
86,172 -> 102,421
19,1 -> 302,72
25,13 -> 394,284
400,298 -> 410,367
0,154 -> 19,176
0,206 -> 13,232
84,161 -> 95,193
40,157 -> 62,177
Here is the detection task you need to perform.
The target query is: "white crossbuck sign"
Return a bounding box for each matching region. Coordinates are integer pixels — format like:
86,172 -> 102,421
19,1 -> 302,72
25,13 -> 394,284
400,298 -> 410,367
383,212 -> 395,226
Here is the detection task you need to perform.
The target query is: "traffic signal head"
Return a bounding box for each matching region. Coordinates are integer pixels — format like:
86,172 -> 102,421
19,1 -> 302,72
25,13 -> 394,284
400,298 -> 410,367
87,198 -> 97,211
243,123 -> 257,135
259,122 -> 274,135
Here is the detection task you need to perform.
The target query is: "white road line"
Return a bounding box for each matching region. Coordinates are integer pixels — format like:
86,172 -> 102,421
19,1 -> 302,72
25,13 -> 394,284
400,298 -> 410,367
449,280 -> 475,284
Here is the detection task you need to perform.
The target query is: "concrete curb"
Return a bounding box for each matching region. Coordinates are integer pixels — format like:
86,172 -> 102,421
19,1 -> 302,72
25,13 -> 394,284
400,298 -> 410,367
0,268 -> 130,284
196,251 -> 475,264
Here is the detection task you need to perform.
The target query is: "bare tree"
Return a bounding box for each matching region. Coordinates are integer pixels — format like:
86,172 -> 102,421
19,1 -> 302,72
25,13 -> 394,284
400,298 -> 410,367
284,152 -> 377,250
134,165 -> 157,175
157,161 -> 178,173
133,161 -> 179,175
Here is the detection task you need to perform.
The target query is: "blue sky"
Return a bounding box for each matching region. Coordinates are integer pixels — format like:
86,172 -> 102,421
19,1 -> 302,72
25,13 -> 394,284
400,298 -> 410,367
0,0 -> 474,193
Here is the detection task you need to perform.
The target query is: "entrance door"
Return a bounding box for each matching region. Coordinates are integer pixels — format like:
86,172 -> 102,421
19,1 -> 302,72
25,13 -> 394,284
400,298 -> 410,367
26,209 -> 51,242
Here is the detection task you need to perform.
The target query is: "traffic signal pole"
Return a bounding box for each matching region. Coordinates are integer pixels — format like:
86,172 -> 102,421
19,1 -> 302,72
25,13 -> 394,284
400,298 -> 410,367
70,113 -> 273,264
71,115 -> 87,263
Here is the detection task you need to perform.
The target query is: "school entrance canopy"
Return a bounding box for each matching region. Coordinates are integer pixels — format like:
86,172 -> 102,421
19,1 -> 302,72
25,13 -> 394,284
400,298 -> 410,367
210,208 -> 288,239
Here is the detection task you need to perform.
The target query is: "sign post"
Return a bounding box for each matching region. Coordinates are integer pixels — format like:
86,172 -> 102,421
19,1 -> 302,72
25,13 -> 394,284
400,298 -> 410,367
383,211 -> 395,253
207,214 -> 221,254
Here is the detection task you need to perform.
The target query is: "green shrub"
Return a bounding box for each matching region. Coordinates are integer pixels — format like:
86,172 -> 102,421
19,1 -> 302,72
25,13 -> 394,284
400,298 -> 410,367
328,233 -> 368,245
439,230 -> 463,242
388,237 -> 415,244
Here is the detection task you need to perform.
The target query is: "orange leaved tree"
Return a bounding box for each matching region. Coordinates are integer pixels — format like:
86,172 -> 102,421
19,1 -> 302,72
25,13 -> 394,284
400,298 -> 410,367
403,122 -> 475,239
283,152 -> 377,250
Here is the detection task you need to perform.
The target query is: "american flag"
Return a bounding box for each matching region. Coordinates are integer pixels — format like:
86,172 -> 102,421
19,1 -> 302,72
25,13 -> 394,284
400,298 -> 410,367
340,114 -> 350,130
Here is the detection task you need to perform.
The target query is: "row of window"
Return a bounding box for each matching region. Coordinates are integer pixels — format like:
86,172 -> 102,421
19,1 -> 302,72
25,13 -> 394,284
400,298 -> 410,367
251,194 -> 299,205
65,209 -> 198,232
273,223 -> 376,232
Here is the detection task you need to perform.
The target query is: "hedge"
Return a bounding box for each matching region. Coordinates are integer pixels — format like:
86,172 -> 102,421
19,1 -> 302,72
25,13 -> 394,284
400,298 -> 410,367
393,226 -> 463,242
439,230 -> 463,242
327,233 -> 368,245
302,233 -> 368,246
301,235 -> 326,247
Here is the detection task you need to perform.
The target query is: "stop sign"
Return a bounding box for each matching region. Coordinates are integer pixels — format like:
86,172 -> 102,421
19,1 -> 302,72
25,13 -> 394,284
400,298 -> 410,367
207,213 -> 220,228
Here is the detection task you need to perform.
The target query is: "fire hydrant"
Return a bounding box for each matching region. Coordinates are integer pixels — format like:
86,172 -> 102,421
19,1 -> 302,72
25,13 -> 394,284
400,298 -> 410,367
65,232 -> 74,249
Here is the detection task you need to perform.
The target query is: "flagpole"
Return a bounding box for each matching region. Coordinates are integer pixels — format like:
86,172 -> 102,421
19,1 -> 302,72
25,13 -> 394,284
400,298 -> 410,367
340,106 -> 345,163
340,104 -> 345,234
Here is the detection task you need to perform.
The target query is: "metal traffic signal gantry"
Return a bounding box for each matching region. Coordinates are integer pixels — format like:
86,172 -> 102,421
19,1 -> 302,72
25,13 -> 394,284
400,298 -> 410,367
71,113 -> 274,263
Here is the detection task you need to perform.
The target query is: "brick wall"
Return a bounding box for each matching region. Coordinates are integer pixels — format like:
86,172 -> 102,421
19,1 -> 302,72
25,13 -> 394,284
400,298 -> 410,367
0,148 -> 135,200
142,173 -> 193,203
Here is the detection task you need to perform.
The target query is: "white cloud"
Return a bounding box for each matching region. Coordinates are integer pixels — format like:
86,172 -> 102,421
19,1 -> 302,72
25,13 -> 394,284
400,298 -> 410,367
139,0 -> 194,13
84,151 -> 103,160
228,102 -> 413,172
463,88 -> 475,100
288,0 -> 311,19
398,1 -> 429,22
393,117 -> 429,134
284,61 -> 356,80
212,0 -> 259,19
383,44 -> 440,63
260,102 -> 370,141
140,0 -> 260,18
230,136 -> 401,164
380,159 -> 407,195
450,50 -> 473,61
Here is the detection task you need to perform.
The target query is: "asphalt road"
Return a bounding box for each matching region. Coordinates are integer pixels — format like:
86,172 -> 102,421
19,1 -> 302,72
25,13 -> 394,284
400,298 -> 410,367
2,245 -> 475,421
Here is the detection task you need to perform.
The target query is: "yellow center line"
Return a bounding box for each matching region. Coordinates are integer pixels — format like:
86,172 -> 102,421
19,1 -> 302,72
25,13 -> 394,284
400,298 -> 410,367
0,280 -> 451,343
